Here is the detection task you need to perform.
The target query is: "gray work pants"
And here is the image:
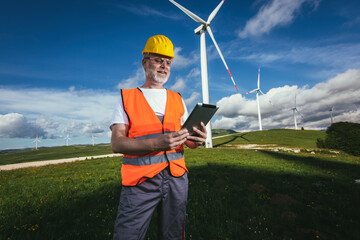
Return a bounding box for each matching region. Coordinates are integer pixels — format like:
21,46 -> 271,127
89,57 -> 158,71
113,167 -> 188,240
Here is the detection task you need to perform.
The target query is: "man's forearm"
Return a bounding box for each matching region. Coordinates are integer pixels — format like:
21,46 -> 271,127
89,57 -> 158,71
111,136 -> 157,155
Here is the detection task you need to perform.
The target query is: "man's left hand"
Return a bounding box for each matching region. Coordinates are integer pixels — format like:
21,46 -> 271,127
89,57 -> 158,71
185,122 -> 207,148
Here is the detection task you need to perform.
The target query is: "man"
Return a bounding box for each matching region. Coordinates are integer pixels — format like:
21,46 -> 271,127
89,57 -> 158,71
110,34 -> 207,240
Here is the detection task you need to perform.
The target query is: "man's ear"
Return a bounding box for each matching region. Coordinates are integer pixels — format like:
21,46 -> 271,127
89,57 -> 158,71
142,58 -> 146,67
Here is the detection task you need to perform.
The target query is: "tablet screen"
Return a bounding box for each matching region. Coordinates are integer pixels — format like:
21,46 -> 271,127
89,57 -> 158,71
181,103 -> 219,134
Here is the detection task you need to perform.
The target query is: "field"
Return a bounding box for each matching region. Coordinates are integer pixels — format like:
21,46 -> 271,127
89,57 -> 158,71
1,129 -> 360,239
0,144 -> 113,166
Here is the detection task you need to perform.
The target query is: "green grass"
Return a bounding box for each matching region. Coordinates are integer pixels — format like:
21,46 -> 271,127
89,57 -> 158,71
212,129 -> 237,137
0,144 -> 113,166
1,129 -> 325,166
213,129 -> 326,149
1,129 -> 358,239
1,148 -> 359,239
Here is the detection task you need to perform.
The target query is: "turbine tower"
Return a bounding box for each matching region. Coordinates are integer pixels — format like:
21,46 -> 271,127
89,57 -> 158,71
291,94 -> 303,130
91,135 -> 96,146
33,135 -> 41,150
169,0 -> 239,148
65,133 -> 71,146
245,67 -> 264,130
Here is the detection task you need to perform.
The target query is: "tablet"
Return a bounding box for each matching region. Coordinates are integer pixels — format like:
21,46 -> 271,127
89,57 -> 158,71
181,103 -> 219,134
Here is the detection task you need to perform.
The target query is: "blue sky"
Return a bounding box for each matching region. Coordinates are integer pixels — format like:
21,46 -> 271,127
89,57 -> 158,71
1,0 -> 359,150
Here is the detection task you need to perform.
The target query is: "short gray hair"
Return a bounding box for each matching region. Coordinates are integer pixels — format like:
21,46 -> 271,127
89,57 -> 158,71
143,52 -> 150,60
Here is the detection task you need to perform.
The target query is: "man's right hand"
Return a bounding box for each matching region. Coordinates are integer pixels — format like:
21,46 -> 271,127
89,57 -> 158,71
154,129 -> 189,151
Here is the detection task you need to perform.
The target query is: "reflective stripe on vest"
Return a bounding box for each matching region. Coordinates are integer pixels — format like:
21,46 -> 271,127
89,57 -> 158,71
131,131 -> 177,140
121,88 -> 188,186
123,150 -> 184,166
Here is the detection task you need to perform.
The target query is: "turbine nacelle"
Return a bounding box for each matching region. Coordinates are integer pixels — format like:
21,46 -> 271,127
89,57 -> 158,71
195,25 -> 206,35
194,0 -> 224,34
246,88 -> 260,94
169,0 -> 238,93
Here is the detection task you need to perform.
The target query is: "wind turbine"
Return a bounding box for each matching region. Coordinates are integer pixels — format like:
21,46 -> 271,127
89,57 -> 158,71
245,67 -> 264,130
292,94 -> 303,130
33,135 -> 41,150
169,0 -> 239,148
91,135 -> 96,146
65,133 -> 71,146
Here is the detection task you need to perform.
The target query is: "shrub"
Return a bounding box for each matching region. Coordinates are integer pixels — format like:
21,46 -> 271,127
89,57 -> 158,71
316,138 -> 325,148
317,122 -> 360,156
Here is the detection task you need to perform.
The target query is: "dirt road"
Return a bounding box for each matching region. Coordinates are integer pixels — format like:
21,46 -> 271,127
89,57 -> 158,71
0,153 -> 123,171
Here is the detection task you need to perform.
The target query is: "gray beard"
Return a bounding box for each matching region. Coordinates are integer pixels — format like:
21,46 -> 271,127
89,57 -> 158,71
154,73 -> 170,84
146,69 -> 170,85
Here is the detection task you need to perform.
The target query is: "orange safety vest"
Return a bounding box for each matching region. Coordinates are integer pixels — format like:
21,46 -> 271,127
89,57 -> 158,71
121,88 -> 188,186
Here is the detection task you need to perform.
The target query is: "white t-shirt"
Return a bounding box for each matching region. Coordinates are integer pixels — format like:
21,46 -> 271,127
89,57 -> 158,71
110,88 -> 189,128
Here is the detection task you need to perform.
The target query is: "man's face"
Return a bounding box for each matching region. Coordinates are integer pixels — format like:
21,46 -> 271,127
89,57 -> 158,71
143,54 -> 172,85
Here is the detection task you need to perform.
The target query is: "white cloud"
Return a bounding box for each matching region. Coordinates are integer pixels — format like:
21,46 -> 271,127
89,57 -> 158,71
79,123 -> 105,137
69,86 -> 75,92
0,113 -> 46,138
172,47 -> 199,69
286,43 -> 360,69
116,67 -> 144,90
231,42 -> 360,79
214,68 -> 360,131
116,4 -> 182,20
186,68 -> 200,78
170,77 -> 187,92
343,16 -> 360,27
0,87 -> 118,141
184,92 -> 201,107
238,0 -> 321,38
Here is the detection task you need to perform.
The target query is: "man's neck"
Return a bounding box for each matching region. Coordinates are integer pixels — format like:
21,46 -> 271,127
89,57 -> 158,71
141,82 -> 165,89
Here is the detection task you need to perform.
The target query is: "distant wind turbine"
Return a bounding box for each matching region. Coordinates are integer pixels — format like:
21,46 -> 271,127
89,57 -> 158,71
65,133 -> 71,146
33,135 -> 41,150
292,94 -> 303,130
169,0 -> 239,148
245,67 -> 264,130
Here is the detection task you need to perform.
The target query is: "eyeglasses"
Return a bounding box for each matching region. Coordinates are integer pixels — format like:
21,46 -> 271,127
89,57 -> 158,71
144,56 -> 172,66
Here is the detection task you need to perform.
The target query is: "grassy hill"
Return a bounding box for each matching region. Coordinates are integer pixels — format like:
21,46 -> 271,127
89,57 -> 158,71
0,129 -> 326,166
1,129 -> 359,239
0,144 -> 113,166
213,129 -> 326,149
211,129 -> 237,137
1,145 -> 359,239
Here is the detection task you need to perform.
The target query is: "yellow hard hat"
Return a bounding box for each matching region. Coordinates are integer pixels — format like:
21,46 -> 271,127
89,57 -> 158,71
142,35 -> 175,58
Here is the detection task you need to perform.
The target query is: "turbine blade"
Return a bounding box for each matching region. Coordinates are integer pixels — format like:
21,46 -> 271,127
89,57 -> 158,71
258,89 -> 276,107
268,99 -> 275,107
207,26 -> 239,93
296,109 -> 304,119
169,0 -> 207,25
245,89 -> 257,94
207,0 -> 225,24
257,67 -> 260,89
